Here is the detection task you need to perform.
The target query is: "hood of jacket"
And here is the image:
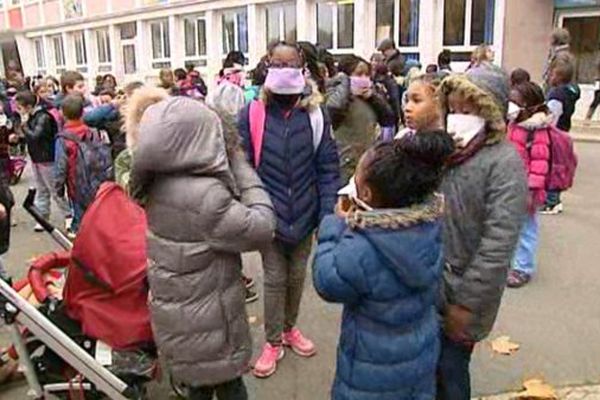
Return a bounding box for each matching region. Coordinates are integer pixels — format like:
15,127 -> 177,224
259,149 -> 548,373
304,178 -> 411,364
133,96 -> 234,186
516,111 -> 554,131
346,194 -> 444,289
259,78 -> 323,112
438,74 -> 506,144
123,86 -> 168,149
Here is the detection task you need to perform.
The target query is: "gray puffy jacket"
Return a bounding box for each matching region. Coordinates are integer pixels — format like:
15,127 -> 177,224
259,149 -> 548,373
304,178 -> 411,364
441,141 -> 527,341
131,97 -> 275,385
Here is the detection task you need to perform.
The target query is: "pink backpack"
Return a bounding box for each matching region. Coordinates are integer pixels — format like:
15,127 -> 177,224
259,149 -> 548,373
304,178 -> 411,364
546,125 -> 578,191
248,100 -> 325,168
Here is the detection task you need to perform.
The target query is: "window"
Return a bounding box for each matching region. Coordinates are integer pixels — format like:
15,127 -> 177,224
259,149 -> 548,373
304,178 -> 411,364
184,15 -> 207,66
376,0 -> 419,47
266,3 -> 297,46
52,35 -> 65,69
119,22 -> 137,74
564,16 -> 600,83
443,0 -> 495,47
222,8 -> 248,54
317,1 -> 354,51
33,38 -> 45,70
95,28 -> 111,73
150,19 -> 170,68
73,31 -> 87,66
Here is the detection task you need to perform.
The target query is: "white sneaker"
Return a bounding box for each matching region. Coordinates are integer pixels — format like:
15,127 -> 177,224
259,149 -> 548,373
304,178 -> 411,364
34,223 -> 44,232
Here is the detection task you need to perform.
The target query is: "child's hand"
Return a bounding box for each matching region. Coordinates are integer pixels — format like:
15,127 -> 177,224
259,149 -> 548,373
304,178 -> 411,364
8,134 -> 19,144
444,304 -> 473,342
335,196 -> 351,218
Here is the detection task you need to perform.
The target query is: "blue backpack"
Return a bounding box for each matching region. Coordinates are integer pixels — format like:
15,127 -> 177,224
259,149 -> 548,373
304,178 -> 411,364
59,129 -> 114,209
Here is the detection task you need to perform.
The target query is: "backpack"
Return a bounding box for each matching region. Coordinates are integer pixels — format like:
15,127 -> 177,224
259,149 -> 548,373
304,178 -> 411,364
248,100 -> 325,168
546,125 -> 578,191
59,129 -> 114,210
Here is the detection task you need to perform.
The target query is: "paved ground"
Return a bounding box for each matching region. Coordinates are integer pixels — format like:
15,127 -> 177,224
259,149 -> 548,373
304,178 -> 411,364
1,141 -> 600,399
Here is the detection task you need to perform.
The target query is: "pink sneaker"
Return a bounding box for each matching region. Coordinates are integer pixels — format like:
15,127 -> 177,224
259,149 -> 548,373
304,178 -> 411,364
253,343 -> 285,378
282,328 -> 316,357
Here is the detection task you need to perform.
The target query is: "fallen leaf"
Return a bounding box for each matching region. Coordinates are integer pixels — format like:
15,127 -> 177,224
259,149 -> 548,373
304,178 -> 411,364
515,378 -> 557,399
490,336 -> 520,355
248,316 -> 257,324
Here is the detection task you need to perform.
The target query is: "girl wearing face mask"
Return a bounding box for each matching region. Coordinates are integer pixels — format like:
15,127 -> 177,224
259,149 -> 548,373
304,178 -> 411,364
313,131 -> 454,400
436,69 -> 528,400
505,82 -> 552,288
325,55 -> 395,182
238,42 -> 341,378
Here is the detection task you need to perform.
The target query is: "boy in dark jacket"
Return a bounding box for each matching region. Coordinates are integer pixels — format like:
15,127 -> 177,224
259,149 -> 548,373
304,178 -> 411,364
238,42 -> 340,378
543,58 -> 581,214
313,132 -> 453,400
14,91 -> 70,230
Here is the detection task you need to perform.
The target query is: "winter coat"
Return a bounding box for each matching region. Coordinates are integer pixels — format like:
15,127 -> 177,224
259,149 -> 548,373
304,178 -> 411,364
543,45 -> 575,85
313,196 -> 444,400
0,178 -> 14,255
385,49 -> 405,77
507,113 -> 552,211
373,73 -> 401,123
547,83 -> 581,132
326,74 -> 395,182
438,75 -> 528,342
22,103 -> 58,163
131,96 -> 276,386
54,120 -> 91,201
238,85 -> 340,247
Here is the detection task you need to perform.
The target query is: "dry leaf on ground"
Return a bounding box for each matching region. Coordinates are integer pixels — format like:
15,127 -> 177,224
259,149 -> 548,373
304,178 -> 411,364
515,378 -> 558,399
490,336 -> 520,355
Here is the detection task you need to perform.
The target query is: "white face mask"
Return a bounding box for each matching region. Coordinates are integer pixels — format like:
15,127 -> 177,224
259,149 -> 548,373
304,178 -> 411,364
337,176 -> 373,211
507,101 -> 522,122
446,114 -> 486,147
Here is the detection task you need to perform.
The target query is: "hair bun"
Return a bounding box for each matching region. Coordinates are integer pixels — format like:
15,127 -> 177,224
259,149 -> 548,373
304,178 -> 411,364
396,130 -> 455,168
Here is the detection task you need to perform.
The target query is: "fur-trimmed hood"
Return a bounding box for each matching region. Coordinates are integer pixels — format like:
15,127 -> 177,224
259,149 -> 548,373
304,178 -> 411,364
259,78 -> 324,111
438,74 -> 507,145
123,86 -> 168,148
516,111 -> 554,131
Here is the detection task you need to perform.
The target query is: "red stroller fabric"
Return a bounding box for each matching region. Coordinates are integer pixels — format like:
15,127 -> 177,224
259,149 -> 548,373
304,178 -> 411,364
63,182 -> 153,350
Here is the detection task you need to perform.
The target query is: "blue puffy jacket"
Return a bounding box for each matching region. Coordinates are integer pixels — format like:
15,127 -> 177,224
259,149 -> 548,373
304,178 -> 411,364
313,199 -> 444,400
238,97 -> 340,246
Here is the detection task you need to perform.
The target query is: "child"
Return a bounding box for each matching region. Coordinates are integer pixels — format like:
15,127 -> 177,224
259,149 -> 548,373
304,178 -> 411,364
544,58 -> 580,214
437,67 -> 528,400
585,58 -> 600,122
55,71 -> 86,109
14,91 -> 70,231
396,74 -> 443,139
238,42 -> 340,378
313,132 -> 454,400
131,96 -> 275,399
54,94 -> 110,234
506,81 -> 552,288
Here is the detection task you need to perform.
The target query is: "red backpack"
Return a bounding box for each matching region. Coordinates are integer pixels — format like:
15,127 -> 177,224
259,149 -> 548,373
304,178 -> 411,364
546,125 -> 578,191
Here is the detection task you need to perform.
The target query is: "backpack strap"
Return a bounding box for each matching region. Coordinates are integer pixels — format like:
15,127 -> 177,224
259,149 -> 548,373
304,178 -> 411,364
249,100 -> 266,169
308,106 -> 325,153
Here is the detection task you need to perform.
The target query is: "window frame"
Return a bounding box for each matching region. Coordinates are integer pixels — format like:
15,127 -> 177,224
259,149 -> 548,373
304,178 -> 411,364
95,28 -> 112,73
149,19 -> 171,69
221,7 -> 249,56
51,34 -> 66,71
183,14 -> 208,68
265,2 -> 297,45
375,0 -> 420,58
442,0 -> 495,51
316,0 -> 355,54
119,22 -> 137,75
72,30 -> 87,68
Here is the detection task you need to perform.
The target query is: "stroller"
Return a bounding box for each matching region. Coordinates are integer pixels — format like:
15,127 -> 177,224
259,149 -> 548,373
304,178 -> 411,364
0,183 -> 159,399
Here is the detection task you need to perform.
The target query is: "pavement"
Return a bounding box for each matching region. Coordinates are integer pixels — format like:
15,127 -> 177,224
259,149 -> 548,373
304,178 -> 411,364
1,141 -> 600,399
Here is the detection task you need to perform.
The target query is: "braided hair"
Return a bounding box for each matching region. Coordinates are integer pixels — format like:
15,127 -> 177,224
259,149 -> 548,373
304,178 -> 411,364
362,131 -> 454,208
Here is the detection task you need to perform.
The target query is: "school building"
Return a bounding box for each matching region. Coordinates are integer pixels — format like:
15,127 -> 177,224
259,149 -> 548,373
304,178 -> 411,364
0,0 -> 597,115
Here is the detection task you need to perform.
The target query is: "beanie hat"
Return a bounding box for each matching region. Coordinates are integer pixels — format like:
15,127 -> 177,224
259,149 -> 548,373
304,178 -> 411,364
466,63 -> 510,114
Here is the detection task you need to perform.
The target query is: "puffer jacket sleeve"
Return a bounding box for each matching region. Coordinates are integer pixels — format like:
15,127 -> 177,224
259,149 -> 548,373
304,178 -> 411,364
207,150 -> 275,253
23,111 -> 53,142
312,215 -> 370,305
454,147 -> 527,314
325,74 -> 351,128
237,105 -> 254,165
316,111 -> 340,220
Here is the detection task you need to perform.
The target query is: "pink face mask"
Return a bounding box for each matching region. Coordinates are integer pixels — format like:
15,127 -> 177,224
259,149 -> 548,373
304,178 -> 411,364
264,68 -> 306,95
350,76 -> 373,96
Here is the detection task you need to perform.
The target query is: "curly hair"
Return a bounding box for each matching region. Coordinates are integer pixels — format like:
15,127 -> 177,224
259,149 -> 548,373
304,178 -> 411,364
362,131 -> 454,208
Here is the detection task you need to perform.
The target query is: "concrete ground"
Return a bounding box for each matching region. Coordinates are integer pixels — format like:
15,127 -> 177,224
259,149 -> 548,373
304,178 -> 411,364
1,141 -> 600,399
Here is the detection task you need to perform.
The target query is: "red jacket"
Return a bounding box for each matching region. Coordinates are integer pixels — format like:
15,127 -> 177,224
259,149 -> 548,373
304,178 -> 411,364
507,113 -> 552,212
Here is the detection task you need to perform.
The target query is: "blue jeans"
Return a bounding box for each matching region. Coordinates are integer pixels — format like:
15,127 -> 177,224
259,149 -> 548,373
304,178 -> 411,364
437,335 -> 474,400
545,190 -> 561,207
512,213 -> 540,276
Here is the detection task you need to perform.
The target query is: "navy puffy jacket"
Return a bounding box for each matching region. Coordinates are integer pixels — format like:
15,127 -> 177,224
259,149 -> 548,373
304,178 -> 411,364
313,211 -> 443,400
238,101 -> 340,246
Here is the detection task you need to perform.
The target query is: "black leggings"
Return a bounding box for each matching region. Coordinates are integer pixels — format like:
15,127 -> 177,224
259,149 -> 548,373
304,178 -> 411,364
590,90 -> 600,114
188,377 -> 248,400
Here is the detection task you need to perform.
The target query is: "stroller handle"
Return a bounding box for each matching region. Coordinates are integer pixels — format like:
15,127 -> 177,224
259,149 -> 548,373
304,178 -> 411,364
23,188 -> 73,250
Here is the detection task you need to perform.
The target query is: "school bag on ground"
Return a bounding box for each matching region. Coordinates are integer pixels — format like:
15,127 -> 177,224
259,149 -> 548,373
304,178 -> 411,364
546,125 -> 578,191
59,128 -> 114,210
248,99 -> 325,168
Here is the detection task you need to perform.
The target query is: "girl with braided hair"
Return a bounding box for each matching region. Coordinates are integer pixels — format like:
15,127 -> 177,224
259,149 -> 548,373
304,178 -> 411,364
313,132 -> 454,400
